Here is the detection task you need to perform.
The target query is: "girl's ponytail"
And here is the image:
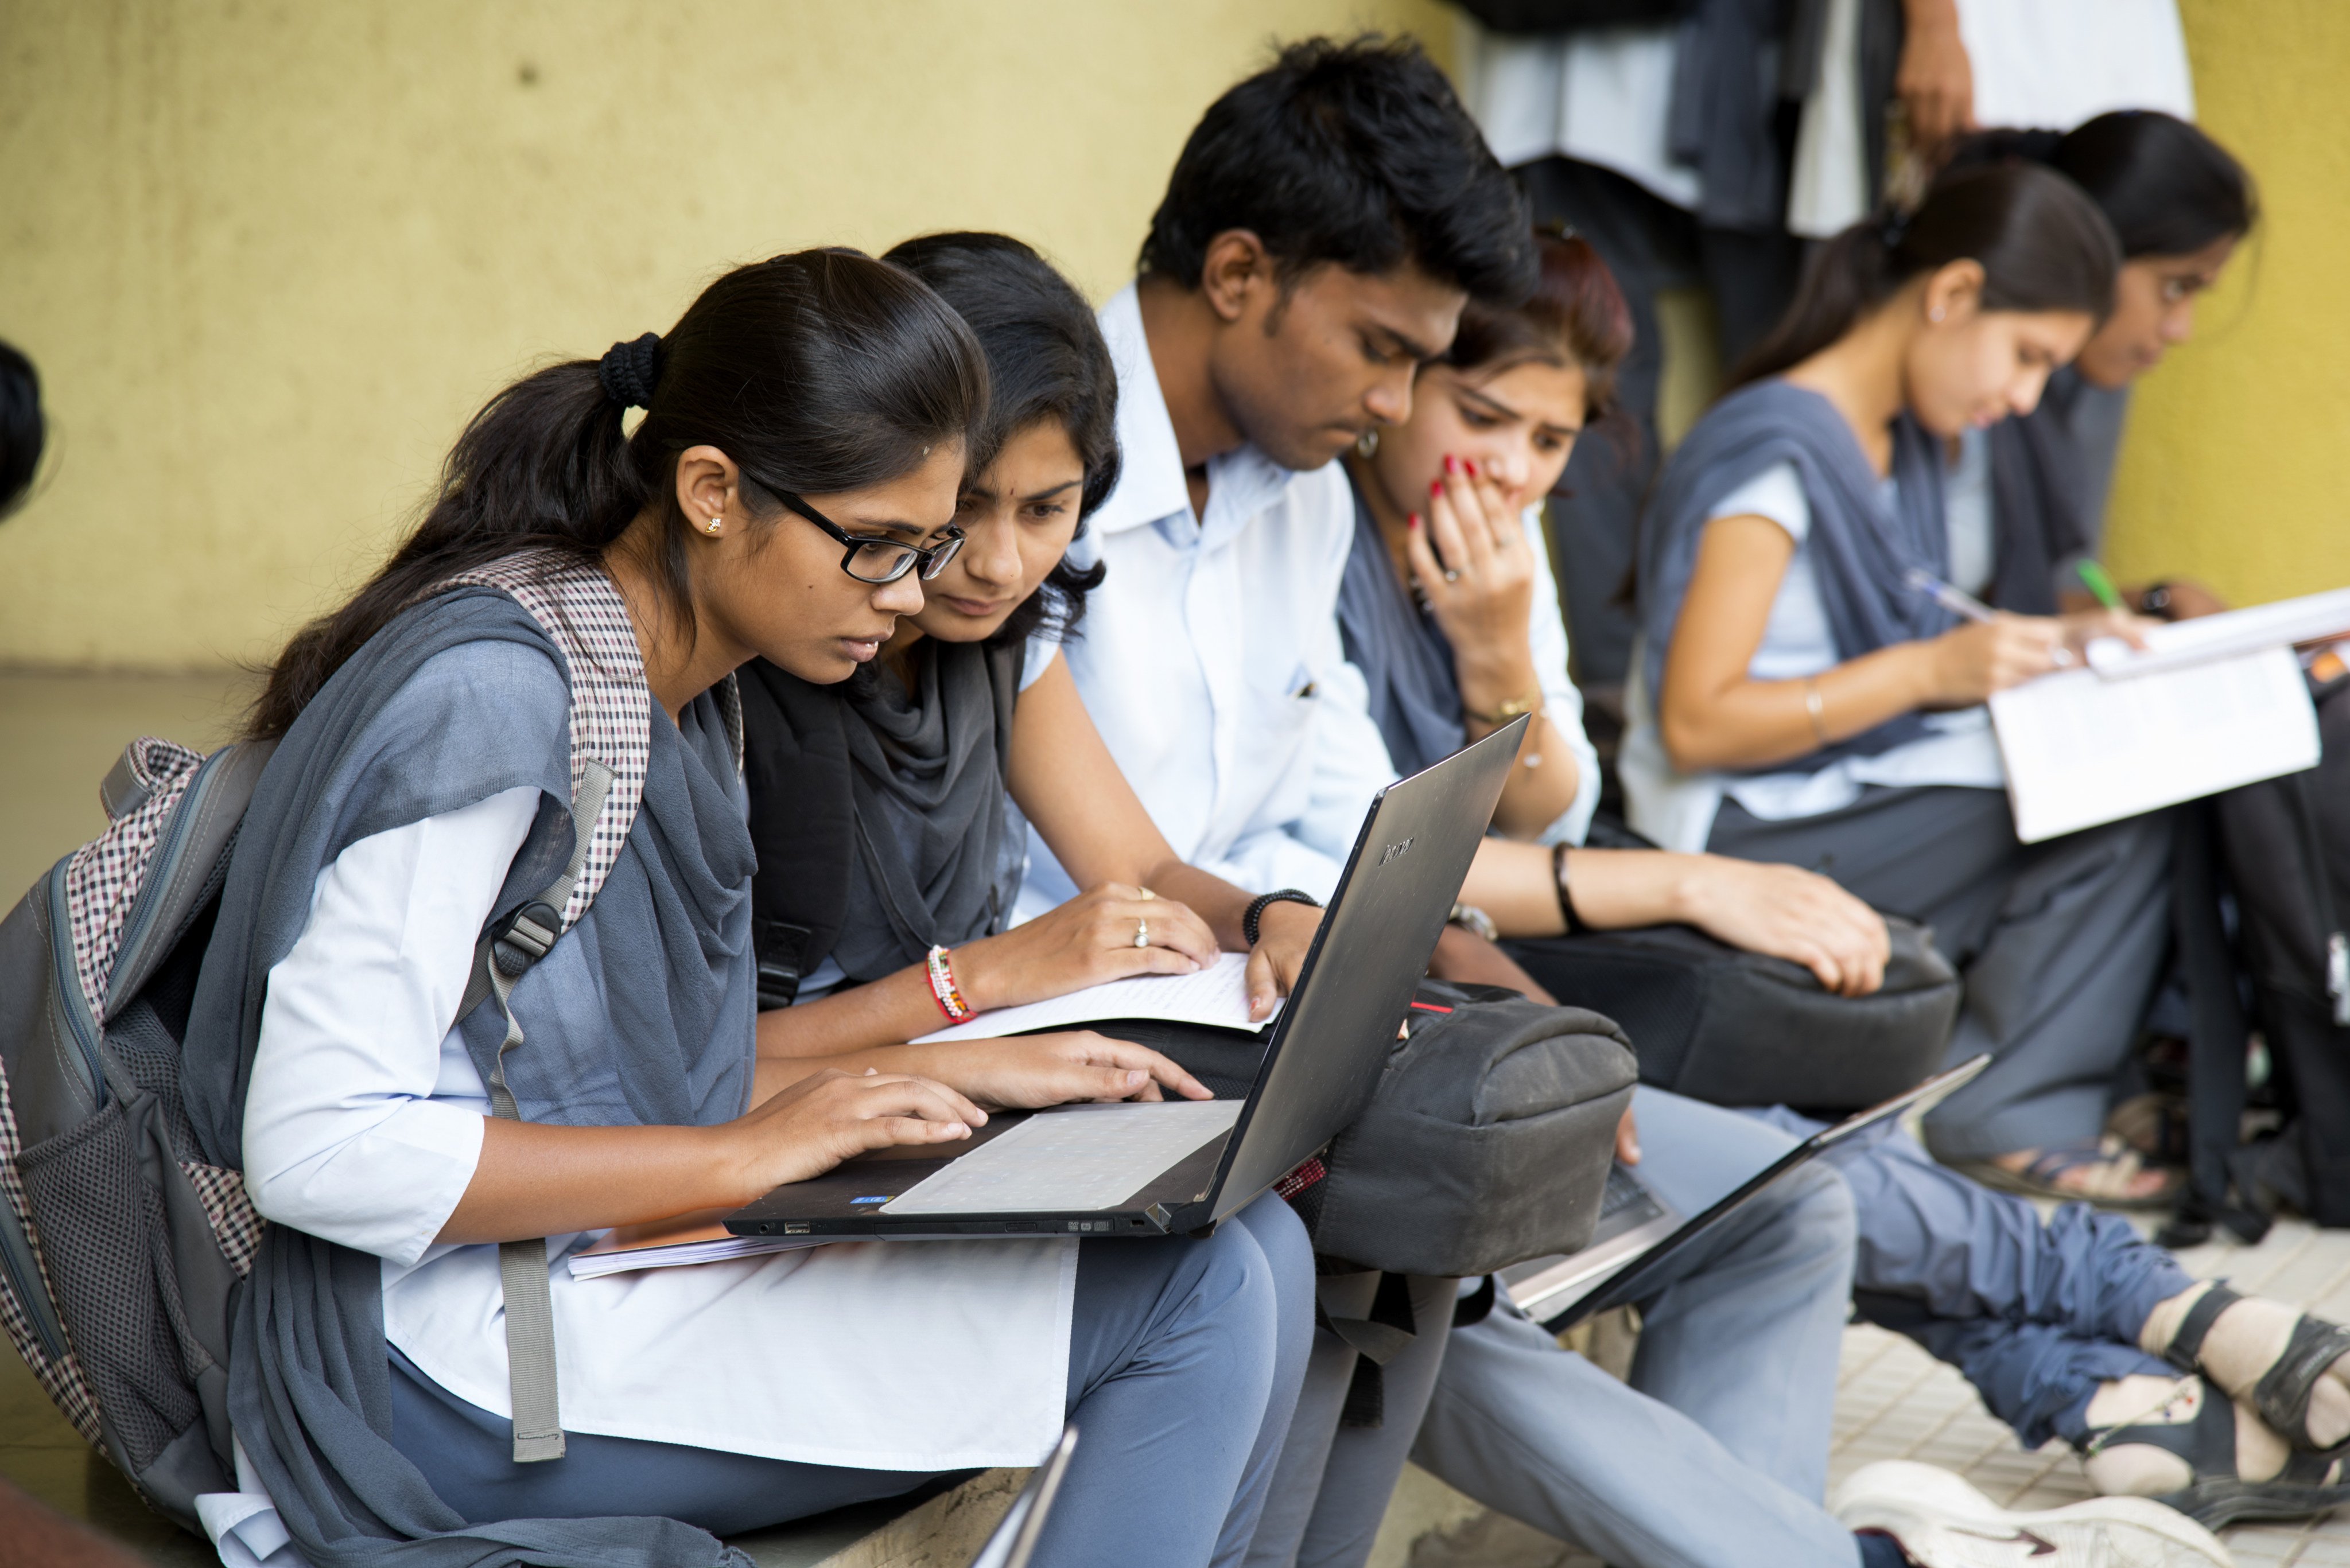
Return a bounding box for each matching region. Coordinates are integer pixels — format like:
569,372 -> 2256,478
1728,163 -> 2121,391
247,250 -> 986,739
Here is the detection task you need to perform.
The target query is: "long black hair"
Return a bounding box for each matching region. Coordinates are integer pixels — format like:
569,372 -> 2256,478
1944,111 -> 2256,259
884,232 -> 1114,645
1730,163 -> 2121,390
248,248 -> 989,738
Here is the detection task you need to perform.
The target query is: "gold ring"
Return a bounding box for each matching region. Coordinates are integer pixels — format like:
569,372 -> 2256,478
1134,919 -> 1149,949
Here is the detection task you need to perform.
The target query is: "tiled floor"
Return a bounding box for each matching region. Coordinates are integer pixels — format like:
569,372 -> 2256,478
1403,1215 -> 2350,1567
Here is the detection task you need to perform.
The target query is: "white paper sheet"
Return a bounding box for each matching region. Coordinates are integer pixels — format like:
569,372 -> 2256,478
881,1100 -> 1242,1215
911,951 -> 1276,1044
1989,646 -> 2320,842
2085,586 -> 2350,680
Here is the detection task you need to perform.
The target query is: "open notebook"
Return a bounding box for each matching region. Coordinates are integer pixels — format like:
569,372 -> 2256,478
911,952 -> 1277,1045
1988,586 -> 2345,842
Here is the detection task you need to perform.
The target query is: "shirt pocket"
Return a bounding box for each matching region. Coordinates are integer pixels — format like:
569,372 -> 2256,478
1236,664 -> 1322,832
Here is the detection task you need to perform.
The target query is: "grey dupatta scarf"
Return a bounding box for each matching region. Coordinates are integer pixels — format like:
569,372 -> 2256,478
830,637 -> 1023,981
1634,378 -> 1959,772
180,585 -> 755,1568
1335,476 -> 1466,779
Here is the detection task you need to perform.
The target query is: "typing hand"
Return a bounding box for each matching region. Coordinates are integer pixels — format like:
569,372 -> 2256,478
716,1068 -> 982,1201
1245,898 -> 1322,1021
955,883 -> 1219,1012
1675,857 -> 1890,997
895,1033 -> 1211,1109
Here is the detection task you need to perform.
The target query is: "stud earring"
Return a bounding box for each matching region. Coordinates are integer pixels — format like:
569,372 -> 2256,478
1929,305 -> 1946,322
1356,428 -> 1380,458
704,512 -> 723,535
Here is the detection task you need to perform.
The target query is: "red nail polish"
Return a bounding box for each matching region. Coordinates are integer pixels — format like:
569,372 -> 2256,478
1430,479 -> 1443,498
1443,454 -> 1459,475
1408,512 -> 1422,528
1465,458 -> 1479,478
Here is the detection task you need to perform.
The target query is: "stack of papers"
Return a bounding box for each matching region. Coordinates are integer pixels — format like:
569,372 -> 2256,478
911,951 -> 1277,1044
568,1212 -> 828,1279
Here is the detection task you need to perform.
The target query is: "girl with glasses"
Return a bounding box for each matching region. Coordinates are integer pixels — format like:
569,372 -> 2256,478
183,247 -> 1302,1568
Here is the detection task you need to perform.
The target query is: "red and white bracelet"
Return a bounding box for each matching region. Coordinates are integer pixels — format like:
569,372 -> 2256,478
925,944 -> 976,1024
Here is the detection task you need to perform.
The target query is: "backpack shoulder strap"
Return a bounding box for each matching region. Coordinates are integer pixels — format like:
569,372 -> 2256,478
436,553 -> 655,1465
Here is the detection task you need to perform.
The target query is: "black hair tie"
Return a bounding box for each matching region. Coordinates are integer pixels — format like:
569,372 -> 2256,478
1877,207 -> 1913,252
597,332 -> 662,410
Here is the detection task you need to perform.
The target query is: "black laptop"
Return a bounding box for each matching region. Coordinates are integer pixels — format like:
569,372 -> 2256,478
724,716 -> 1529,1243
1500,1053 -> 1992,1329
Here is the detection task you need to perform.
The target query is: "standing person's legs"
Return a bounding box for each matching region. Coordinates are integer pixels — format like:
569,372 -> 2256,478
1696,224 -> 1804,371
1621,1087 -> 1856,1496
1709,788 -> 2176,1160
1413,1304 -> 1866,1568
1513,157 -> 1696,697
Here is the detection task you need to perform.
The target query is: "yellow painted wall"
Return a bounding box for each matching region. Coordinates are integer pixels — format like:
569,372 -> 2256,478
0,1 -> 1454,671
2104,0 -> 2350,606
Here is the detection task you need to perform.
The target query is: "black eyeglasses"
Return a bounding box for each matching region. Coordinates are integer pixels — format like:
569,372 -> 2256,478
770,487 -> 965,585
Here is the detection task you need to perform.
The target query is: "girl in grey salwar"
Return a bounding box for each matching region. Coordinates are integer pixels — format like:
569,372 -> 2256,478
177,248 -> 1308,1568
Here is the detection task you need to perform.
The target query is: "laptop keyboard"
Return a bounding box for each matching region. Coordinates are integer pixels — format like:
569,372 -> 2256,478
1600,1162 -> 1650,1219
881,1100 -> 1241,1215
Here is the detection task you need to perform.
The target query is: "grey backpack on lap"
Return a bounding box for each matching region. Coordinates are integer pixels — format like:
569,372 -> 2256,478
1279,981 -> 1638,1279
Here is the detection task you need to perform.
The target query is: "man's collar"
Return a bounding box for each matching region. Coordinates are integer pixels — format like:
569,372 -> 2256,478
1092,285 -> 1193,536
1093,282 -> 1318,542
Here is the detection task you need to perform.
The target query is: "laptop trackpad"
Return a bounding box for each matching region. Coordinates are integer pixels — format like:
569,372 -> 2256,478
881,1100 -> 1244,1215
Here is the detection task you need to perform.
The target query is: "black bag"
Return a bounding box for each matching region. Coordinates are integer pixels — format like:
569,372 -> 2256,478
2208,668 -> 2350,1226
1503,914 -> 1961,1112
1274,981 -> 1637,1278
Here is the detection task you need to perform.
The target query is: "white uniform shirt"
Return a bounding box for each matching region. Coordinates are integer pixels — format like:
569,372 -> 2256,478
206,750 -> 1078,1564
1017,286 -> 1402,915
1619,442 -> 2006,852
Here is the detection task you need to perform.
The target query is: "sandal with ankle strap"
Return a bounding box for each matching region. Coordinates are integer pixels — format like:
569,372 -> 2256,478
2163,1282 -> 2350,1450
1952,1139 -> 2185,1211
2084,1373 -> 2350,1528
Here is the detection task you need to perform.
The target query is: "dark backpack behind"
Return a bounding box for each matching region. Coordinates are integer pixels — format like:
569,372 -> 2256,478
2211,670 -> 2350,1225
1503,914 -> 1961,1112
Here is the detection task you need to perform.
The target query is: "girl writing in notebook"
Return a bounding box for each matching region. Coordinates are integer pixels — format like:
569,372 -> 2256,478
1619,164 -> 2174,1204
181,249 -> 1309,1568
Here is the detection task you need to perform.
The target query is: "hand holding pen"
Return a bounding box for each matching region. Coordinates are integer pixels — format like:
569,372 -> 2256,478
1903,568 -> 2077,701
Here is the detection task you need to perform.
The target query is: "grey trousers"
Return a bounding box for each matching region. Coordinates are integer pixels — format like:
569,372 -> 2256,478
1408,1088 -> 1864,1568
1244,1271 -> 1458,1568
1710,786 -> 2176,1160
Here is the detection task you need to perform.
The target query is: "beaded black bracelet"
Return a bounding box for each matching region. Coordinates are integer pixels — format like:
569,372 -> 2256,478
1244,888 -> 1320,947
1551,843 -> 1586,935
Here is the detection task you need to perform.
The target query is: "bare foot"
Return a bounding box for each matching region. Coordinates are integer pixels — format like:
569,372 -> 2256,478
1990,1142 -> 2177,1203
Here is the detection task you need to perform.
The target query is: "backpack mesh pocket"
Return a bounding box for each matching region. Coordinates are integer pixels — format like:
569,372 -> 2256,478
16,1096 -> 204,1474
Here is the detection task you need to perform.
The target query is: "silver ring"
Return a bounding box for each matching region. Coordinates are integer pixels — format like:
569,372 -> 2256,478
1443,569 -> 1460,583
1134,919 -> 1149,949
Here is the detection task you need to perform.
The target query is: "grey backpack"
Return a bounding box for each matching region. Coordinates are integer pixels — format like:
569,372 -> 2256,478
0,554 -> 661,1528
1278,979 -> 1638,1278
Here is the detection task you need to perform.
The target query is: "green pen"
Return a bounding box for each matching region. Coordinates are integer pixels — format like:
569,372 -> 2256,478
2075,559 -> 2127,612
